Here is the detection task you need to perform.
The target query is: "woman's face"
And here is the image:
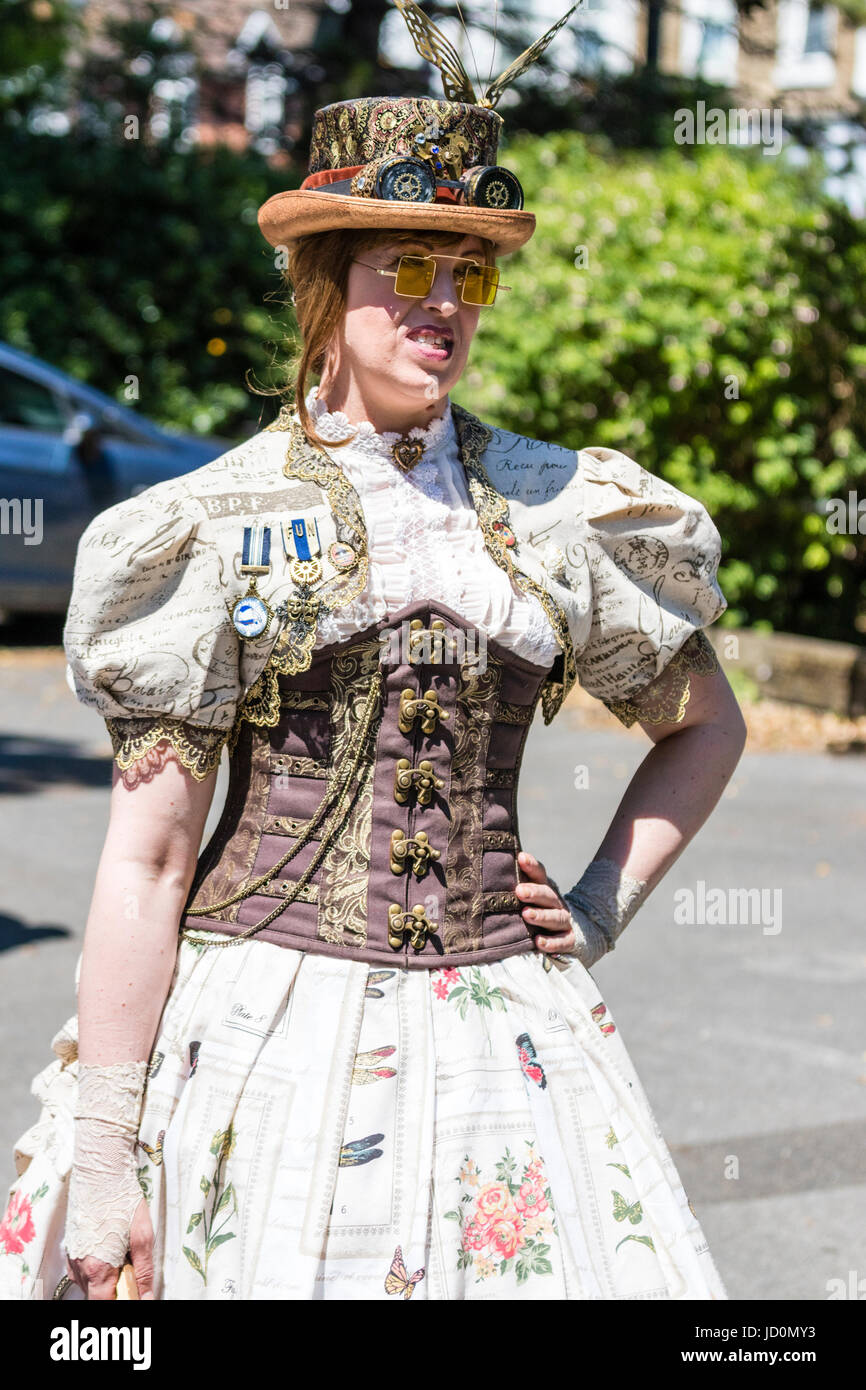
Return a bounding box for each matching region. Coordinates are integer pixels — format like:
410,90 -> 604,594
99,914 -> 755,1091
322,232 -> 490,423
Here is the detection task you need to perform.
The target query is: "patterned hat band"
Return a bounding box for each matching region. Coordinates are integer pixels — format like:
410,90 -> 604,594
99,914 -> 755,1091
301,153 -> 524,212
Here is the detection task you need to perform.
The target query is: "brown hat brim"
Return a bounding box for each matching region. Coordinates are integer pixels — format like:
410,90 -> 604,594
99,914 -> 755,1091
257,189 -> 535,258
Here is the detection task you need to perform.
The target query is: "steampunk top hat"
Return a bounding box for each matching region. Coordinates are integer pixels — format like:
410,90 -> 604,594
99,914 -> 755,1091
257,0 -> 580,259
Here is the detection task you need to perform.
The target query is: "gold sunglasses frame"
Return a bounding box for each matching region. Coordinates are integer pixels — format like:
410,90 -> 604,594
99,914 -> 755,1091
352,253 -> 511,307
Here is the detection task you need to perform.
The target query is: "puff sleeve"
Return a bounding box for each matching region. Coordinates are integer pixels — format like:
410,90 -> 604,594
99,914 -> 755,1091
63,479 -> 240,780
574,446 -> 727,728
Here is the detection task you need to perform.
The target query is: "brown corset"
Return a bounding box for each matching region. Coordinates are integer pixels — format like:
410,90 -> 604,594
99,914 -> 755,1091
179,599 -> 554,969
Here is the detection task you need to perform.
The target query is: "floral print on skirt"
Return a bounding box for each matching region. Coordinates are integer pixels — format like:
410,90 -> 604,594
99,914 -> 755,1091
0,937 -> 727,1300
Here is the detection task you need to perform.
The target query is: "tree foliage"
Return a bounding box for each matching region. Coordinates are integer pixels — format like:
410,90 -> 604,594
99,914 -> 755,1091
456,130 -> 866,642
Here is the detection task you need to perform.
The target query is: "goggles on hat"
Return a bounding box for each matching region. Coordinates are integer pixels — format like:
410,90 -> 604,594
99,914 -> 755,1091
352,154 -> 525,212
352,253 -> 510,307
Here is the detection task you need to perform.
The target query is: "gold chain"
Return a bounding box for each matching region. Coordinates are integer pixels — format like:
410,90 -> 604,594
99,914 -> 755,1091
179,666 -> 384,949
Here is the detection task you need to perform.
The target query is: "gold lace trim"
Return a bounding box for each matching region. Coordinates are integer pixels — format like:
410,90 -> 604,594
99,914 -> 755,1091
270,753 -> 329,778
441,656 -> 502,953
316,640 -> 381,948
601,629 -> 721,728
493,699 -> 534,725
451,404 -> 576,727
227,667 -> 278,755
280,690 -> 329,710
274,414 -> 371,616
104,716 -> 229,781
227,413 -> 373,748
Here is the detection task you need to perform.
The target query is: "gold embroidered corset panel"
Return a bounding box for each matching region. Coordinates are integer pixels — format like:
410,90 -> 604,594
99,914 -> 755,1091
178,599 -> 553,968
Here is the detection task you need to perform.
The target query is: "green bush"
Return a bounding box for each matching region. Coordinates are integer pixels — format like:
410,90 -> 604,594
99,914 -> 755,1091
457,130 -> 866,644
0,129 -> 295,440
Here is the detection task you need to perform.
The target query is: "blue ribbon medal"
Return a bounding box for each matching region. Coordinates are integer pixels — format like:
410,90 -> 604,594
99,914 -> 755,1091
282,515 -> 324,586
231,523 -> 274,641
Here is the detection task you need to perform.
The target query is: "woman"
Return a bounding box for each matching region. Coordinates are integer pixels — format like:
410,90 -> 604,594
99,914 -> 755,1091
0,81 -> 745,1300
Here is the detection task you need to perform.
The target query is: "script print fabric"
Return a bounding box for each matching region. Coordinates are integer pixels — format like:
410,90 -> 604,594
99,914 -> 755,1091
61,402 -> 727,748
0,939 -> 726,1301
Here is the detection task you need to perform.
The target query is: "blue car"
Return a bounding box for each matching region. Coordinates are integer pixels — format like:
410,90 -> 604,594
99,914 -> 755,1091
0,342 -> 233,618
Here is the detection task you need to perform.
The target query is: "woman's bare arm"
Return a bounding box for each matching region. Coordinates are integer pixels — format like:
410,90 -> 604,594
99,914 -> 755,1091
66,742 -> 220,1299
516,664 -> 748,953
77,745 -> 219,1064
578,661 -> 747,892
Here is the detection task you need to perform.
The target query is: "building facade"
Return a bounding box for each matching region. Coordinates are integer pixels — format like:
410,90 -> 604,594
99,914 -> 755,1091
69,0 -> 866,211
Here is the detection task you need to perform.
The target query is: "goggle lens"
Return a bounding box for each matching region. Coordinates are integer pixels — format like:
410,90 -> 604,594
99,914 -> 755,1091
394,255 -> 500,306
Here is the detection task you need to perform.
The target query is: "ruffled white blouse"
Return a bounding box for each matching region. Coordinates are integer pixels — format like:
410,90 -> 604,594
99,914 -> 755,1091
303,386 -> 561,668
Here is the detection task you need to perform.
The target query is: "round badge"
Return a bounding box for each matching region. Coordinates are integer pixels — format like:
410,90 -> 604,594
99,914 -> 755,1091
493,521 -> 517,548
329,540 -> 358,571
231,594 -> 270,639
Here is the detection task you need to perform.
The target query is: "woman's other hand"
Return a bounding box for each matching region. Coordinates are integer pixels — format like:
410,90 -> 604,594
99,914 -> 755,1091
515,850 -> 575,955
66,1196 -> 155,1300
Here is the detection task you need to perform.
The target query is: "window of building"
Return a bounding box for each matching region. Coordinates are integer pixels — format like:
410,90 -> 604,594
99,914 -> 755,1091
773,0 -> 837,90
245,63 -> 288,147
679,0 -> 739,84
235,10 -> 283,55
572,0 -> 639,77
576,28 -> 606,75
851,25 -> 866,97
804,0 -> 833,52
148,75 -> 198,144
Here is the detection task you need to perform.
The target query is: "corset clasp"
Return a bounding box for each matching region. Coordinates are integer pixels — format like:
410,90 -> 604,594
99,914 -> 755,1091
398,686 -> 450,734
388,903 -> 438,952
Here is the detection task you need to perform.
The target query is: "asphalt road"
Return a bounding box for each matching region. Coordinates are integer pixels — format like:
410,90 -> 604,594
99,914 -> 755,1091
1,641 -> 864,1302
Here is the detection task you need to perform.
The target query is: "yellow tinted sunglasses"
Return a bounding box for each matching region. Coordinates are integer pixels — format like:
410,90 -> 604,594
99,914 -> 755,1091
352,253 -> 510,307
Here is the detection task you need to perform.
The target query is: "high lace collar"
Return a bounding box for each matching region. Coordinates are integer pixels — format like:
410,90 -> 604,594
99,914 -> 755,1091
304,385 -> 455,465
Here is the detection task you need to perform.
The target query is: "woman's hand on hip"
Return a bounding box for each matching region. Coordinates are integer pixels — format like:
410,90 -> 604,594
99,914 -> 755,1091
515,851 -> 575,955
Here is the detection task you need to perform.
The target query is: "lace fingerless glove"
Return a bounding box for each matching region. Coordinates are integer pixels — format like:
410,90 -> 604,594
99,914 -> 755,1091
64,1060 -> 148,1268
560,857 -> 651,969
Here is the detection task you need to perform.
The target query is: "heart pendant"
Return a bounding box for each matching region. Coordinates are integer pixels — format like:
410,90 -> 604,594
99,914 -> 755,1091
392,439 -> 425,472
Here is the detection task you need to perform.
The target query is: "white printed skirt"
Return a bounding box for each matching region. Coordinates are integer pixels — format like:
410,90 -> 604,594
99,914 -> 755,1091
0,937 -> 727,1300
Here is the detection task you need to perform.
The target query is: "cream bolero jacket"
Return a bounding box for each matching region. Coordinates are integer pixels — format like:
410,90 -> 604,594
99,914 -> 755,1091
63,402 -> 728,779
